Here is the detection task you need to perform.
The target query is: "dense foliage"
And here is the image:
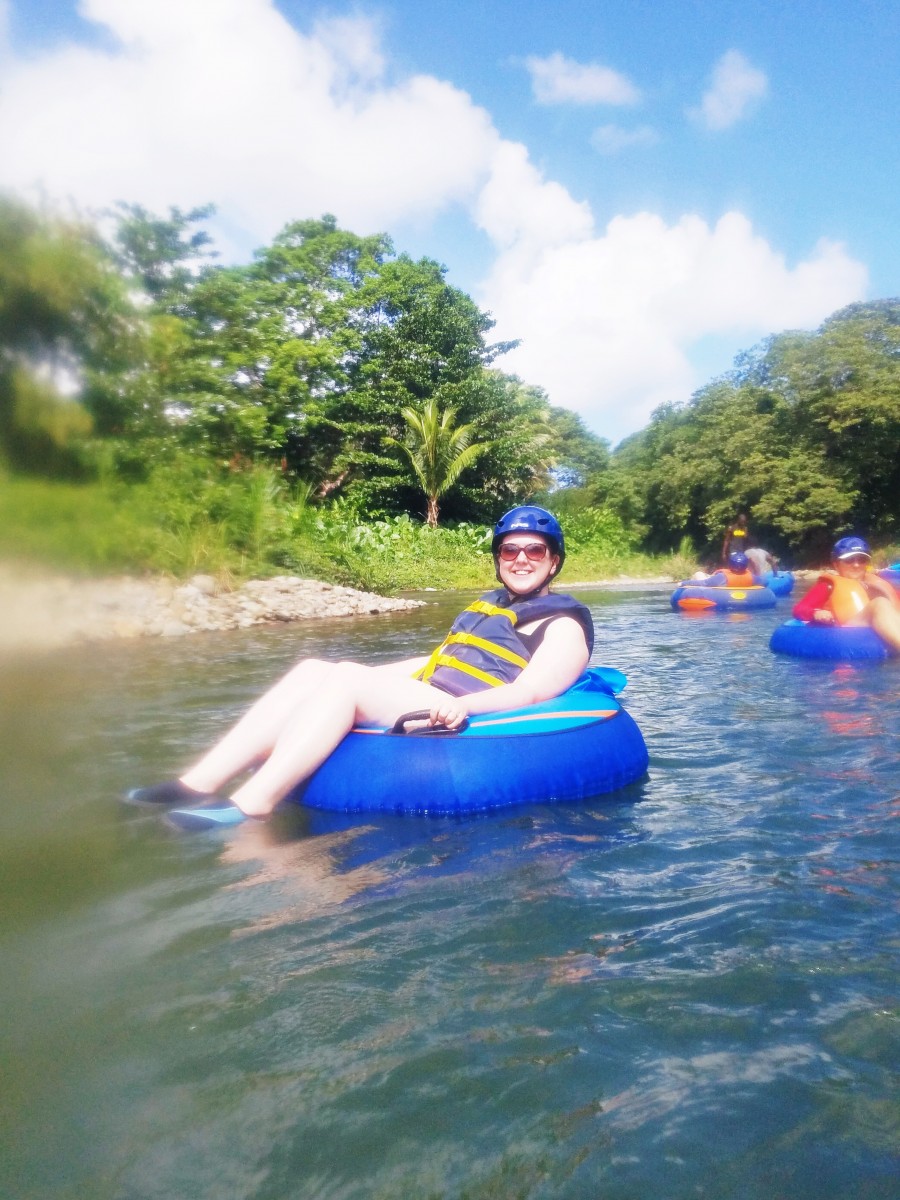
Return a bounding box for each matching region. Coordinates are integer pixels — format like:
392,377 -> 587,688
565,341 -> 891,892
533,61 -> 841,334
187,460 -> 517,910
0,199 -> 607,521
598,300 -> 900,561
1,193 -> 897,578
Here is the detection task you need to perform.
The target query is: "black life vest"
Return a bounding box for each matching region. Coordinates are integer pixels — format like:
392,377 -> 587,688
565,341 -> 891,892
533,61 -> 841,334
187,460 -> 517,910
417,589 -> 594,696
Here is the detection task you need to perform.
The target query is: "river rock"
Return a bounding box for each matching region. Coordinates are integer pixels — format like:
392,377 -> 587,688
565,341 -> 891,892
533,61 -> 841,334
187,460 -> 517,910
0,565 -> 424,654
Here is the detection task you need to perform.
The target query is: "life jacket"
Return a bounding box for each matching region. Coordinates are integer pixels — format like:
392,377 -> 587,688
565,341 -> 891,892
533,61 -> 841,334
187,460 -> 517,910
416,589 -> 595,696
819,573 -> 870,625
718,568 -> 757,588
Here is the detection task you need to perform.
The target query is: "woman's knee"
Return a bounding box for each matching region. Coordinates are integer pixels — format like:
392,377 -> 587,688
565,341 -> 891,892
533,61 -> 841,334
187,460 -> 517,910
868,597 -> 893,621
281,657 -> 335,691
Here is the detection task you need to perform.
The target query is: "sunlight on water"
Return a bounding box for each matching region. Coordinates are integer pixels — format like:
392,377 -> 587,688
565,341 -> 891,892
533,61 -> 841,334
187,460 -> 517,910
1,588 -> 898,1199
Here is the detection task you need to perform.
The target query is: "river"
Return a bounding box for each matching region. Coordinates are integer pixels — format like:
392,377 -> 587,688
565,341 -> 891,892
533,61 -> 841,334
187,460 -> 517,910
1,585 -> 897,1199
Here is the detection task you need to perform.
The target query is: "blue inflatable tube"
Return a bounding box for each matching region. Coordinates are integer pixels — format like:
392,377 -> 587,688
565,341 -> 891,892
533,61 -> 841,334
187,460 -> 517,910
877,565 -> 900,594
762,570 -> 795,596
670,583 -> 777,612
291,668 -> 649,816
770,618 -> 894,661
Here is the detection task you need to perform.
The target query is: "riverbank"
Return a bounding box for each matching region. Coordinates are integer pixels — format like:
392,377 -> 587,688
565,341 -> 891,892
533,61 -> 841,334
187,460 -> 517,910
0,565 -> 426,655
0,563 -> 813,654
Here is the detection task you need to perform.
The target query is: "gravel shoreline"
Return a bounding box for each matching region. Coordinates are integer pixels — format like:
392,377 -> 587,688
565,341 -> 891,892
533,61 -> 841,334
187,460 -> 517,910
2,564 -> 809,655
0,566 -> 426,655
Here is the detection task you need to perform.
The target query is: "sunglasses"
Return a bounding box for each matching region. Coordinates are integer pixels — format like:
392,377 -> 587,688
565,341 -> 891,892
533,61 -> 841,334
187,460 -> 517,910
497,541 -> 550,562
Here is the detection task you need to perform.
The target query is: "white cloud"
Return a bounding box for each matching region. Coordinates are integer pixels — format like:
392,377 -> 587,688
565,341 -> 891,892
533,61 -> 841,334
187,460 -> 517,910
476,210 -> 867,443
525,51 -> 640,106
0,2 -> 867,445
0,0 -> 499,248
691,49 -> 769,130
590,123 -> 658,154
474,140 -> 593,253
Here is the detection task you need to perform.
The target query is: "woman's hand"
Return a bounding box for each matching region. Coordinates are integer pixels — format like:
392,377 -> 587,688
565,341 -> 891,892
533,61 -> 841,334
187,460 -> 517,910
429,698 -> 468,730
812,608 -> 834,624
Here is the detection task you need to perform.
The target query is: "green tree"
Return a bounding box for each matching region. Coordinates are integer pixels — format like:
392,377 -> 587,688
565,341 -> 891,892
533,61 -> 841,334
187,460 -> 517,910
601,300 -> 900,560
389,398 -> 491,526
0,196 -> 135,476
107,202 -> 217,312
544,404 -> 611,488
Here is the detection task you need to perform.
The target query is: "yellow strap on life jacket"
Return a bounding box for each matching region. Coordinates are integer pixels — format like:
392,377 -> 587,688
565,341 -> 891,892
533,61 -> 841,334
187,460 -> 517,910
465,599 -> 519,624
419,652 -> 505,688
442,631 -> 529,668
415,642 -> 446,682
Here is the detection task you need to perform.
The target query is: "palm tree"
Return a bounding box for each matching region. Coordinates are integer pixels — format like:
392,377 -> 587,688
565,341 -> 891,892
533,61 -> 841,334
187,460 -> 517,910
391,398 -> 491,527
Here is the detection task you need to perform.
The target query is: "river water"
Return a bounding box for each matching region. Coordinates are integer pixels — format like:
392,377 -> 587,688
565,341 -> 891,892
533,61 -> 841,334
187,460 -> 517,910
1,586 -> 897,1200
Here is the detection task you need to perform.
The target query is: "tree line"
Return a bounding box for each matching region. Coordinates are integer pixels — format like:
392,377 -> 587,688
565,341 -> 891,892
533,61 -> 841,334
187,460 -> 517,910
1,192 -> 897,563
597,299 -> 900,561
0,197 -> 606,526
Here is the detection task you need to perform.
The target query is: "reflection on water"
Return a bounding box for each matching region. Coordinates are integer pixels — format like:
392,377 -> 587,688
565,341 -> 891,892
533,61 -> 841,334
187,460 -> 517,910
221,817 -> 390,933
1,587 -> 899,1200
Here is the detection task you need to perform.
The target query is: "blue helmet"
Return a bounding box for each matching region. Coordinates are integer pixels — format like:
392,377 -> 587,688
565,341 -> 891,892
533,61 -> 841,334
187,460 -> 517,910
728,551 -> 749,570
492,506 -> 565,574
832,536 -> 871,560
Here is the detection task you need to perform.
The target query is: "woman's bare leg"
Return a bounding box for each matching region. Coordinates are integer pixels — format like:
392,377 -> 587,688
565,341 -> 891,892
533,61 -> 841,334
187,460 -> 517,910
867,597 -> 900,651
179,658 -> 334,793
229,663 -> 443,817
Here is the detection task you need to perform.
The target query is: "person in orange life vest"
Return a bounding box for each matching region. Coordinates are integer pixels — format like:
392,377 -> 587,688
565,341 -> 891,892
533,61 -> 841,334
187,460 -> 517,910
125,506 -> 593,819
792,536 -> 900,651
722,513 -> 750,564
695,551 -> 758,588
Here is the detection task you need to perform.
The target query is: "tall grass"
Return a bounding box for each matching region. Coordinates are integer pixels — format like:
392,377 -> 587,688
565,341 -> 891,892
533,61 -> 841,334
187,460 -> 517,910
0,468 -> 696,590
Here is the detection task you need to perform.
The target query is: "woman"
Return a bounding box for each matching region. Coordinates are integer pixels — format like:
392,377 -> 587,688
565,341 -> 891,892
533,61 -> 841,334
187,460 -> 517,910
127,506 -> 593,818
792,536 -> 900,651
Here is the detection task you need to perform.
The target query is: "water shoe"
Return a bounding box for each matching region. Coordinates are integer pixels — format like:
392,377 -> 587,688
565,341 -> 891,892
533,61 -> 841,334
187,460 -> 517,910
124,780 -> 225,808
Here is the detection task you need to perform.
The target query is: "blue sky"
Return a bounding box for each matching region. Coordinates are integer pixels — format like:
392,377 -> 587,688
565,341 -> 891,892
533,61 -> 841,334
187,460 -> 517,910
1,0 -> 897,444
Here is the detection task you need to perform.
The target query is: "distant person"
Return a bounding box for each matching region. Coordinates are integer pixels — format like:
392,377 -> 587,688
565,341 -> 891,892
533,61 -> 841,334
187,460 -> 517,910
693,552 -> 758,587
792,536 -> 900,651
745,545 -> 777,577
722,513 -> 750,564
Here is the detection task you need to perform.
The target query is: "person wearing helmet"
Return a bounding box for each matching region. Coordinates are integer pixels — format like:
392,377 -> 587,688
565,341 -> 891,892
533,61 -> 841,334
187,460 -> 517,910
792,536 -> 900,649
414,505 -> 593,696
127,506 -> 594,819
691,550 -> 758,588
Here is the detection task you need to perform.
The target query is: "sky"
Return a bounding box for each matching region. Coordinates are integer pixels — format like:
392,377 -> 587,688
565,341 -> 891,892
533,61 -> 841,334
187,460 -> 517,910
1,0 -> 897,446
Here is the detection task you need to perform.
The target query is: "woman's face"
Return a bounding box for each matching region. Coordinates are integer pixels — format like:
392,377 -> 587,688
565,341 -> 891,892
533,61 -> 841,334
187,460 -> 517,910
834,554 -> 869,579
496,534 -> 559,595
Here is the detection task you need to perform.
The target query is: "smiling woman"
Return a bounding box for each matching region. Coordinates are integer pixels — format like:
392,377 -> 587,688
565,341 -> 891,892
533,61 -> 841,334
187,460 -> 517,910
788,536 -> 900,653
126,506 -> 595,819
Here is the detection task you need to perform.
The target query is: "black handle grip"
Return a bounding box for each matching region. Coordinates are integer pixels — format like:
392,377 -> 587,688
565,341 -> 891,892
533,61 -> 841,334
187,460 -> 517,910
390,710 -> 468,735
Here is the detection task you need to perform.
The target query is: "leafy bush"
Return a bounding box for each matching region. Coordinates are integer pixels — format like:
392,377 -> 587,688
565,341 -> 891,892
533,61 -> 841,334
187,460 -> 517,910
0,470 -> 693,589
308,508 -> 495,592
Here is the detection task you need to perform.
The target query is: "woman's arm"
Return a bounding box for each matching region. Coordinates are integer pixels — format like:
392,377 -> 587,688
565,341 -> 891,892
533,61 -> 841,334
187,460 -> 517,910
864,574 -> 900,604
792,578 -> 832,623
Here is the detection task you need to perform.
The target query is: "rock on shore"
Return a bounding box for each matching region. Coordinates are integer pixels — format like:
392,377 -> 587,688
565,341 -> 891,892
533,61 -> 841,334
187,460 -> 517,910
0,567 -> 424,654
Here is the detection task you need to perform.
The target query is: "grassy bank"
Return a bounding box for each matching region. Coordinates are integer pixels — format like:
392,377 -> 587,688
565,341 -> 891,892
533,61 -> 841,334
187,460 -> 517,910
0,471 -> 697,592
